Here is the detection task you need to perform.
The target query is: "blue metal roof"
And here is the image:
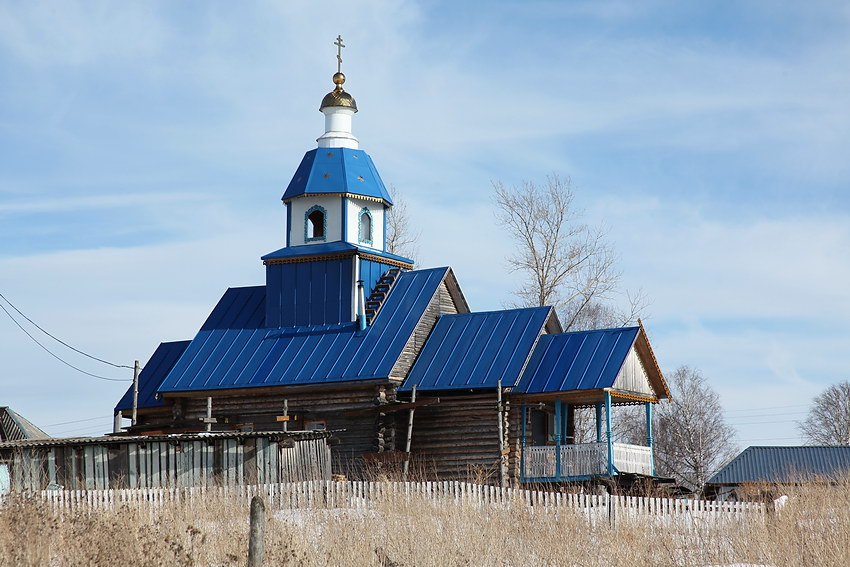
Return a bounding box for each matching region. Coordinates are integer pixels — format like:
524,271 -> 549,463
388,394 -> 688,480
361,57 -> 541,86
156,267 -> 449,393
707,446 -> 850,485
261,241 -> 412,265
516,326 -> 639,394
114,340 -> 191,413
400,307 -> 552,392
281,148 -> 394,204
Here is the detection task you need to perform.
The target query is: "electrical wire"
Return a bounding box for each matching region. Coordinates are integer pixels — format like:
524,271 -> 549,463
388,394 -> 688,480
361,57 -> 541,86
0,291 -> 133,369
0,301 -> 130,382
45,415 -> 114,427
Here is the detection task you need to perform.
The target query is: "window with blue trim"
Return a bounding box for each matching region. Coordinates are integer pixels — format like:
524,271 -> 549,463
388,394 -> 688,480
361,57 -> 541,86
358,207 -> 373,245
305,205 -> 327,242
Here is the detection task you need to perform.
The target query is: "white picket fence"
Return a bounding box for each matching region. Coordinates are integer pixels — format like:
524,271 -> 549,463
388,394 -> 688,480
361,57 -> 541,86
27,480 -> 765,527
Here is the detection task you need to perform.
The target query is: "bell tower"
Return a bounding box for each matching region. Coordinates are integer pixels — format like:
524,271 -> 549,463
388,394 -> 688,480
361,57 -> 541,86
261,37 -> 413,329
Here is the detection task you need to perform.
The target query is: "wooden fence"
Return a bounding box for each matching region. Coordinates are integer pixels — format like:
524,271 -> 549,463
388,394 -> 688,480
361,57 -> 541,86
26,480 -> 765,526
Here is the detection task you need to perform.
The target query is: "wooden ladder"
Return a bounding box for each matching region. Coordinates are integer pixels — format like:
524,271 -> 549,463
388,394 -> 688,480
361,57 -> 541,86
364,268 -> 402,324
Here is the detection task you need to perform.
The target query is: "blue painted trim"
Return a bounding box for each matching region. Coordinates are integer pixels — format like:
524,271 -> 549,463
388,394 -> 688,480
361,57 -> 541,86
358,207 -> 374,246
304,204 -> 328,243
595,402 -> 602,443
382,203 -> 387,251
646,401 -> 655,476
520,405 -> 527,483
605,391 -> 614,477
554,400 -> 562,481
341,197 -> 348,242
285,202 -> 292,247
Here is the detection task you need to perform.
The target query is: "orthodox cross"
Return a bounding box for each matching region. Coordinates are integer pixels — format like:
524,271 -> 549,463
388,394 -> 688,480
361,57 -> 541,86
334,35 -> 345,73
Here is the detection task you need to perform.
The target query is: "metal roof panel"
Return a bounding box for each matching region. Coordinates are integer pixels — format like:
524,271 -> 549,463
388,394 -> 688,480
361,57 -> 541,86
157,268 -> 449,393
707,446 -> 850,485
114,340 -> 191,413
281,148 -> 394,204
517,327 -> 640,394
400,307 -> 552,391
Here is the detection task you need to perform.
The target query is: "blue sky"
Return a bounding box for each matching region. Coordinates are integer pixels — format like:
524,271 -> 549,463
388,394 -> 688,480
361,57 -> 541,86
1,1 -> 848,449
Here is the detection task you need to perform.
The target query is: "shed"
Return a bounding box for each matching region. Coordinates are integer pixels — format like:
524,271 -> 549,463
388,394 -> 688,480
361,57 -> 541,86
0,430 -> 333,493
705,445 -> 850,500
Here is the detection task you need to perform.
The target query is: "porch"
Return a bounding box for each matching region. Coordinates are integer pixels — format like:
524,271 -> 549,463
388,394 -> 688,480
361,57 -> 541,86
522,442 -> 653,481
518,390 -> 657,483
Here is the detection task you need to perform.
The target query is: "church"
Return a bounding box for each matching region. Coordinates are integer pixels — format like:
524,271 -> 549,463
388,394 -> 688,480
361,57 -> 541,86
114,41 -> 670,487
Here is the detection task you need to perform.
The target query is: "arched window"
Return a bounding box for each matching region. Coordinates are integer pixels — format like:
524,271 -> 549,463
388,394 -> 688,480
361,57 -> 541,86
358,208 -> 373,245
305,205 -> 326,242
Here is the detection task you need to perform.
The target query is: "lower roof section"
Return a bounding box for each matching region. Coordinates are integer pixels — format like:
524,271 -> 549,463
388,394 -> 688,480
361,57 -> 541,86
517,327 -> 640,394
114,340 -> 192,413
400,307 -> 553,392
156,267 -> 450,394
0,429 -> 332,450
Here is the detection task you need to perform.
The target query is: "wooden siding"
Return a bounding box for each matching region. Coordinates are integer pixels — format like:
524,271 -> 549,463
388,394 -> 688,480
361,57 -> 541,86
613,347 -> 654,397
389,280 -> 459,381
2,435 -> 331,492
401,393 -> 504,481
132,385 -> 427,477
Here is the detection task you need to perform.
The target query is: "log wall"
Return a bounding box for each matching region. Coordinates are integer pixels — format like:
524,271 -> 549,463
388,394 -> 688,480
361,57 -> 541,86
400,393 -> 504,482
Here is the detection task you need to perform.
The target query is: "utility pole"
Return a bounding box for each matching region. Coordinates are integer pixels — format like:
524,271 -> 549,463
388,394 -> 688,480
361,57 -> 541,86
131,360 -> 140,426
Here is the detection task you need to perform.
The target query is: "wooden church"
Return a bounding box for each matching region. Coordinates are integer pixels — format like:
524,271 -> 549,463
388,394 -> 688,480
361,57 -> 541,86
115,45 -> 670,487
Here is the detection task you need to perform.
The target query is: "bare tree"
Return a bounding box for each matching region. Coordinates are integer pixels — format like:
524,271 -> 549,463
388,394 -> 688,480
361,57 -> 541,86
385,186 -> 420,262
620,366 -> 737,491
493,174 -> 644,331
799,380 -> 850,445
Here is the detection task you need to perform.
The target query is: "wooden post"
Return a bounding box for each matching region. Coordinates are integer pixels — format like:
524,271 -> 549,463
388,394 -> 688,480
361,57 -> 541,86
604,391 -> 614,477
403,386 -> 417,477
595,402 -> 603,443
520,404 -> 527,482
496,380 -> 506,488
202,397 -> 216,432
248,496 -> 265,567
645,401 -> 655,476
131,360 -> 140,426
554,400 -> 562,481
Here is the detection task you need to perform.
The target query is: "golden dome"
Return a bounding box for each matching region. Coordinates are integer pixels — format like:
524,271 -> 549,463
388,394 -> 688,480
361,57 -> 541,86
320,73 -> 358,112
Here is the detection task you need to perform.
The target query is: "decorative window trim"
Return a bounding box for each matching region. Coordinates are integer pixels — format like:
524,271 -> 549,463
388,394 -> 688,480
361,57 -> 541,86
358,207 -> 374,246
305,205 -> 327,242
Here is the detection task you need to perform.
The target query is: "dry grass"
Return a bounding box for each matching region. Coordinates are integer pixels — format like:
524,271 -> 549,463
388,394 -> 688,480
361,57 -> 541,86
1,480 -> 849,566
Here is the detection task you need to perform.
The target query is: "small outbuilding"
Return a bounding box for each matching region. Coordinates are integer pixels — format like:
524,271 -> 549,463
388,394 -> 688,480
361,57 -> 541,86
0,430 -> 333,492
704,445 -> 850,500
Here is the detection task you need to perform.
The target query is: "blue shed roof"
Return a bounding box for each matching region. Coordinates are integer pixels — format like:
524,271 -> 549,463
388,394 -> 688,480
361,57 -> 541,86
707,446 -> 850,485
516,326 -> 639,394
261,241 -> 412,265
114,340 -> 191,413
281,148 -> 394,204
156,267 -> 449,394
400,307 -> 553,392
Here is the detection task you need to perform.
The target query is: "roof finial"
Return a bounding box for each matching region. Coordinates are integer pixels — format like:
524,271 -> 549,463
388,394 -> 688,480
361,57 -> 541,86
320,35 -> 357,112
334,35 -> 345,75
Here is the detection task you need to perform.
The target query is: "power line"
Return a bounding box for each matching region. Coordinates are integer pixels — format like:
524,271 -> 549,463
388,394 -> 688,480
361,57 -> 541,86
45,415 -> 113,427
0,291 -> 133,369
724,404 -> 810,413
0,301 -> 130,382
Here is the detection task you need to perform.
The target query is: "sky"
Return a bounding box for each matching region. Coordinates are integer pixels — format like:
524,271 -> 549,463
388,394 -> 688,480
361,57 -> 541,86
1,1 -> 848,453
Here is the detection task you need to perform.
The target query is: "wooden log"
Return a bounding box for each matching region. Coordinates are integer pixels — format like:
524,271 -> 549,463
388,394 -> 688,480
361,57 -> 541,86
248,496 -> 265,567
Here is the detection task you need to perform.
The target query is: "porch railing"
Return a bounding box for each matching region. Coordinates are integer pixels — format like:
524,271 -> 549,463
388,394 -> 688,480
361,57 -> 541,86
523,442 -> 653,480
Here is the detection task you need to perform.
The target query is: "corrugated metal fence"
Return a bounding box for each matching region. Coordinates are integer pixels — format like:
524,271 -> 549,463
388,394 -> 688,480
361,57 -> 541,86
28,480 -> 765,526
